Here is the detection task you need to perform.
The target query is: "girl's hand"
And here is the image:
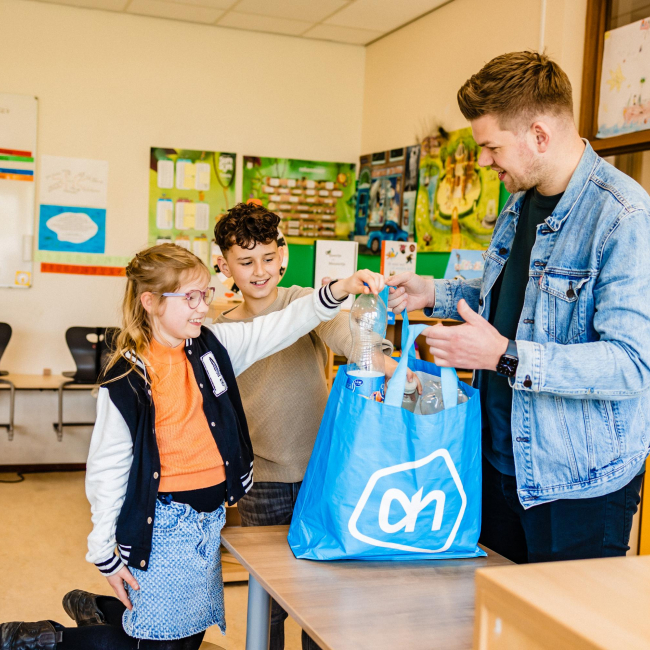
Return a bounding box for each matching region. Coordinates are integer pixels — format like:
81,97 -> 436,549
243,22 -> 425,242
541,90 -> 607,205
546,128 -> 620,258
106,565 -> 140,611
331,270 -> 385,300
385,357 -> 422,394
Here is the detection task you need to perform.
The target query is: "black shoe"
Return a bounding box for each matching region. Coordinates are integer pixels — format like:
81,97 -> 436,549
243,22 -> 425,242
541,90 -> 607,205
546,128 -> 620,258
0,621 -> 62,649
62,590 -> 106,627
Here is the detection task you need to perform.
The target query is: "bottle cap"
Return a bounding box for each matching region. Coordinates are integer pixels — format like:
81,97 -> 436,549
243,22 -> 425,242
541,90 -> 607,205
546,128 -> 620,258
404,378 -> 418,393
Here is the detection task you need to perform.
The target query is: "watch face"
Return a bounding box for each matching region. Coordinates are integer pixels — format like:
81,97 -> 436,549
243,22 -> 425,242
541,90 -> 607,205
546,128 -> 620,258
497,354 -> 518,377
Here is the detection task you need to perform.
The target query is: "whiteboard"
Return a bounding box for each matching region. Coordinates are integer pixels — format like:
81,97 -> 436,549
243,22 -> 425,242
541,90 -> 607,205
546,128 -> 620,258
0,93 -> 37,288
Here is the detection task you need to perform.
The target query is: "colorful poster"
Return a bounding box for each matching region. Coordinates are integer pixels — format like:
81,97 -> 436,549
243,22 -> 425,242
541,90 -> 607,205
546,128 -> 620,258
353,147 -> 418,255
149,148 -> 236,270
242,156 -> 356,244
36,155 -> 109,259
415,129 -> 500,252
597,18 -> 650,138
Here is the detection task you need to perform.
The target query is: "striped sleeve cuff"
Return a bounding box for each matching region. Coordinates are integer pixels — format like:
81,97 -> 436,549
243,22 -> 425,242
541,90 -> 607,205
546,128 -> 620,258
318,281 -> 346,309
95,553 -> 124,577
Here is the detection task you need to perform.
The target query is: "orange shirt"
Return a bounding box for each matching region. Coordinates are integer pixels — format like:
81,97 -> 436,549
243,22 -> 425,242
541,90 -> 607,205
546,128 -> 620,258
148,338 -> 226,492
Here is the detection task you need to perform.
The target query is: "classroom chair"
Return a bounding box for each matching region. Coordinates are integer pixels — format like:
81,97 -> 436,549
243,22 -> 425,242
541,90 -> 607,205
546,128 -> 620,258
54,326 -> 117,441
0,323 -> 15,441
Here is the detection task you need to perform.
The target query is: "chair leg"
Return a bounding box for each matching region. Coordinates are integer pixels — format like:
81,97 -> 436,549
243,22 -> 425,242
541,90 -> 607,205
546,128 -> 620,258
56,382 -> 65,442
52,381 -> 95,441
0,379 -> 15,441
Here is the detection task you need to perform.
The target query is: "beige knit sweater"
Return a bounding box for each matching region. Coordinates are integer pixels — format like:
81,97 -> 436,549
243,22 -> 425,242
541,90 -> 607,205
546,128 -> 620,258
216,285 -> 391,483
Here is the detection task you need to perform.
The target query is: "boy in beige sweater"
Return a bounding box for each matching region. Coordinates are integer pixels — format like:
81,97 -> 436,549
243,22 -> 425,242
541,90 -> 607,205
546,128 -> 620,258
214,202 -> 415,650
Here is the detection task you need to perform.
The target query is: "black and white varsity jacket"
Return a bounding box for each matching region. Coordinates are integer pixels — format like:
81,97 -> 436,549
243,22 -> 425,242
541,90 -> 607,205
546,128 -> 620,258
86,286 -> 344,576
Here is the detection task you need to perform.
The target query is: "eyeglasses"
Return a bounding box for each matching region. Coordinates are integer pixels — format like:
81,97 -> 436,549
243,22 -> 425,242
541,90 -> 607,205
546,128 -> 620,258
156,287 -> 215,309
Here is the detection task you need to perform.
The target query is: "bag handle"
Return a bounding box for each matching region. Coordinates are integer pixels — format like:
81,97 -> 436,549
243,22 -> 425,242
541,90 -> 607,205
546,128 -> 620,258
384,311 -> 459,409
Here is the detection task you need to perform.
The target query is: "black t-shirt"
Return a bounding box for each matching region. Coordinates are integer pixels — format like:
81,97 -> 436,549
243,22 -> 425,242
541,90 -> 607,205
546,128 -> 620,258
483,188 -> 563,476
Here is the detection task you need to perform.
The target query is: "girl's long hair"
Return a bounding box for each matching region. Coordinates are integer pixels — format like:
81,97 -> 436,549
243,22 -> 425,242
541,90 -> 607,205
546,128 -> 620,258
104,244 -> 210,384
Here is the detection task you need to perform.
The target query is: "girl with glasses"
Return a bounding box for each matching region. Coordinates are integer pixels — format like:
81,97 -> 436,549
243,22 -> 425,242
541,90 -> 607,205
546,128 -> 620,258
1,243 -> 384,650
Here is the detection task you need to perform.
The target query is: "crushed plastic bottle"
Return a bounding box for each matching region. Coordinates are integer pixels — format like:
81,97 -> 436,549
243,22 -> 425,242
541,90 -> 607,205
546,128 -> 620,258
345,288 -> 387,402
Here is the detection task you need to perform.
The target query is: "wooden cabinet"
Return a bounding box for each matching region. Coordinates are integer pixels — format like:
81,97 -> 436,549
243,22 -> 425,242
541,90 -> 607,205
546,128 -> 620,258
474,556 -> 650,649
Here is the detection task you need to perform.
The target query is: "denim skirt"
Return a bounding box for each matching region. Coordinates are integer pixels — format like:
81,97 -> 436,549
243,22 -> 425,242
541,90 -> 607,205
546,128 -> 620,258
122,499 -> 226,640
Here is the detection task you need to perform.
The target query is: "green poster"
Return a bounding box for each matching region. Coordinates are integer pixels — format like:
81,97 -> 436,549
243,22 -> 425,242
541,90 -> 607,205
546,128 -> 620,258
415,128 -> 500,252
242,156 -> 356,244
149,148 -> 236,271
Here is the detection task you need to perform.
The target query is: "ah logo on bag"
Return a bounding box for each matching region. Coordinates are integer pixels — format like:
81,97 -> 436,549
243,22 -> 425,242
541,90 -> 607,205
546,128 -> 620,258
348,449 -> 466,553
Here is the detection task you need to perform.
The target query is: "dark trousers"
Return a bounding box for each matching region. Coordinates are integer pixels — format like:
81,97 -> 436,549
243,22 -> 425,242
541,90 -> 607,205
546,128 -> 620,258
237,481 -> 321,650
480,456 -> 644,564
54,596 -> 205,649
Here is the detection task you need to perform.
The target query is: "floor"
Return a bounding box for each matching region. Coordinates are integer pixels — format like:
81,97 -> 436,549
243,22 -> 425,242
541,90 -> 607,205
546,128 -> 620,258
0,471 -> 304,649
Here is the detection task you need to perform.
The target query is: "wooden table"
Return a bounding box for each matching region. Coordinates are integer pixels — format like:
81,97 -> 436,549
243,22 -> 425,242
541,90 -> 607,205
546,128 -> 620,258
221,525 -> 511,650
474,555 -> 650,649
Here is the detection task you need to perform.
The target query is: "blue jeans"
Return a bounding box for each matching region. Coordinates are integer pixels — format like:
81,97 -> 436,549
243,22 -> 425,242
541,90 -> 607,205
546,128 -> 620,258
480,457 -> 644,564
237,482 -> 320,650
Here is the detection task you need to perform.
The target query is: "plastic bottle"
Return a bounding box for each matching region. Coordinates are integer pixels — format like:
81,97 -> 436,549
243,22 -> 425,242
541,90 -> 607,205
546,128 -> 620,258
401,378 -> 419,412
457,386 -> 469,404
420,380 -> 444,415
345,288 -> 387,402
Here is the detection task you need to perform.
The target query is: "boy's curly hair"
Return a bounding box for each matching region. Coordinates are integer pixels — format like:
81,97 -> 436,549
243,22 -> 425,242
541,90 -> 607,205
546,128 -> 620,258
214,202 -> 280,252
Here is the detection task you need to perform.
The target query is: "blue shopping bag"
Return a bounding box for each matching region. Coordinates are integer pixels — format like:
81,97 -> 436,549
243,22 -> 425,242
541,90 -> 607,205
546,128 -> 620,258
288,313 -> 485,560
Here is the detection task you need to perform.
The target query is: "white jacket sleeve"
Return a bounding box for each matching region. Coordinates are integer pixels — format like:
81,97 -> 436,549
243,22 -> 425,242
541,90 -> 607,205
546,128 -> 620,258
85,386 -> 134,576
208,282 -> 345,376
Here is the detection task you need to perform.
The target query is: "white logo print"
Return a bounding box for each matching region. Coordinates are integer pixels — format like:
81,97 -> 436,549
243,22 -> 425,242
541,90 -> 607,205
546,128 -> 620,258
348,449 -> 466,553
378,487 -> 446,534
201,352 -> 228,397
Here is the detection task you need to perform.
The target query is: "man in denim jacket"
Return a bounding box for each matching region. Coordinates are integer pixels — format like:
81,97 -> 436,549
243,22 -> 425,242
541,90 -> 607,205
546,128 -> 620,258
388,52 -> 649,564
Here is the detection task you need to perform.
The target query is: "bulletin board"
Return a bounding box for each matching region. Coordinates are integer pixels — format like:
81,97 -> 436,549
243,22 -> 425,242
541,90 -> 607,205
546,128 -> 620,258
0,93 -> 37,288
242,156 -> 356,243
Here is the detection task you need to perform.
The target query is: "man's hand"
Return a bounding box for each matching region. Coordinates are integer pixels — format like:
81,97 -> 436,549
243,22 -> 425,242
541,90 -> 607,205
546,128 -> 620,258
106,565 -> 140,611
385,356 -> 422,394
423,300 -> 508,371
332,269 -> 385,300
386,272 -> 435,314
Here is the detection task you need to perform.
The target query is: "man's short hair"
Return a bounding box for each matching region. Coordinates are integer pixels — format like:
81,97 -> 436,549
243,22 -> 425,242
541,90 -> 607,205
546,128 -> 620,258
214,202 -> 280,253
457,51 -> 573,128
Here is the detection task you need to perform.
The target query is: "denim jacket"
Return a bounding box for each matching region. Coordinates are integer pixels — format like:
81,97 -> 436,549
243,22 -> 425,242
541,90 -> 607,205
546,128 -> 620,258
429,142 -> 650,508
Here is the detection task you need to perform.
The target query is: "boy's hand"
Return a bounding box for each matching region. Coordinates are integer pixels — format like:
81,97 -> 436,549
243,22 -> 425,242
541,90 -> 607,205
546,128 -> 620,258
332,270 -> 385,300
106,565 -> 139,611
386,272 -> 435,314
385,357 -> 422,394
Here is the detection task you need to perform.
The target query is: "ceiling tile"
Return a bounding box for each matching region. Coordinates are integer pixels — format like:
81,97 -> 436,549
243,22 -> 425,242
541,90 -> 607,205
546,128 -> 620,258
217,11 -> 313,36
170,0 -> 237,9
35,0 -> 130,11
232,0 -> 349,23
303,24 -> 382,45
127,0 -> 223,23
325,0 -> 448,33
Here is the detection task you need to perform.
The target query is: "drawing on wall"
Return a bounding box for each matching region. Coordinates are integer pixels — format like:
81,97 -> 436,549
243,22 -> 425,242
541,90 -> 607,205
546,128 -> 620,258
414,128 -> 500,252
597,17 -> 650,138
242,156 -> 356,243
149,148 -> 236,271
37,156 -> 109,256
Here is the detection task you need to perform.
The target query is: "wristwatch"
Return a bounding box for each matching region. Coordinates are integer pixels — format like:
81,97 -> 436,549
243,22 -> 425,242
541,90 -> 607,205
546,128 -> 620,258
496,340 -> 519,378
